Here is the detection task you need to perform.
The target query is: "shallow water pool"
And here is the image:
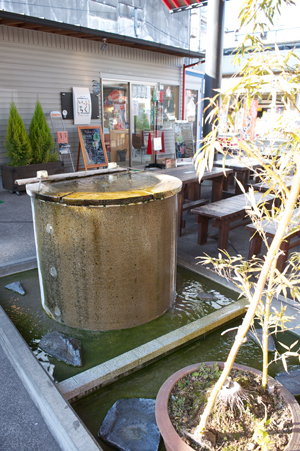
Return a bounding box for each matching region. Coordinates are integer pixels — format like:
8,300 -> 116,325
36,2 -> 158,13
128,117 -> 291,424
0,266 -> 239,382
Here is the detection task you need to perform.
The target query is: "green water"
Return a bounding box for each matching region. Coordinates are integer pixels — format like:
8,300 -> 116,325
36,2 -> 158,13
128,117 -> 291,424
0,266 -> 239,382
72,317 -> 296,451
0,266 -> 298,451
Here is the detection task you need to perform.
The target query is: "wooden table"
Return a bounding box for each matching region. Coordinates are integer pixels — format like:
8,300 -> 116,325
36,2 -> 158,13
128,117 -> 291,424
246,208 -> 300,272
191,192 -> 275,250
213,158 -> 263,195
157,166 -> 233,236
251,176 -> 293,193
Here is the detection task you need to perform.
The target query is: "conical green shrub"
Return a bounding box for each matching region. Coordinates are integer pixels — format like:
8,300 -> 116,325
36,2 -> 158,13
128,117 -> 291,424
4,100 -> 32,167
29,99 -> 57,164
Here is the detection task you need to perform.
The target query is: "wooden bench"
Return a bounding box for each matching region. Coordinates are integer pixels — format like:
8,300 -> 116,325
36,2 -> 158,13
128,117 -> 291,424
246,208 -> 300,272
250,176 -> 293,193
214,158 -> 263,195
191,193 -> 275,250
180,198 -> 209,232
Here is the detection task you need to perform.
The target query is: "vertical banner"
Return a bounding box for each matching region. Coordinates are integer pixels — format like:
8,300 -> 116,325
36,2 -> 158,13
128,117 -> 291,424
219,100 -> 229,134
73,87 -> 92,125
241,99 -> 259,140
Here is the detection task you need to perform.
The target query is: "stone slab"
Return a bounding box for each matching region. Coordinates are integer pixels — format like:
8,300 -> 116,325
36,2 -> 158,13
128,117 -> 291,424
98,398 -> 160,451
5,281 -> 25,295
39,331 -> 83,367
276,368 -> 300,396
248,329 -> 276,352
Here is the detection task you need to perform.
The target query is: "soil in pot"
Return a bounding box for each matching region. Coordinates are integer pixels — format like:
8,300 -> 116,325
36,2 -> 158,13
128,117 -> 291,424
168,363 -> 292,451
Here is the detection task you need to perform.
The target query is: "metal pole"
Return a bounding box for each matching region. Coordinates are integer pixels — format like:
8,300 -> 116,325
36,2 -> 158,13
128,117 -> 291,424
203,0 -> 226,138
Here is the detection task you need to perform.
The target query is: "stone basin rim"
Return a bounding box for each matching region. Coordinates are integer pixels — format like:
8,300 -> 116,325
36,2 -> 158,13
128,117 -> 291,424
26,173 -> 182,206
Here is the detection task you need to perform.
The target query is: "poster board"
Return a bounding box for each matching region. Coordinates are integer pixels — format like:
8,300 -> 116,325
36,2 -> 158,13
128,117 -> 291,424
77,126 -> 108,170
73,87 -> 91,125
174,121 -> 194,158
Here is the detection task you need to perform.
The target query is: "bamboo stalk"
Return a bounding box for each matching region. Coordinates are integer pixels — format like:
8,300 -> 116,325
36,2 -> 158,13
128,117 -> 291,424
15,167 -> 127,186
194,159 -> 300,439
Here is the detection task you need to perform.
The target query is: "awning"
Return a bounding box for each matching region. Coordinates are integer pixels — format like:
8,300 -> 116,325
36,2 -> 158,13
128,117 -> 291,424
161,0 -> 207,13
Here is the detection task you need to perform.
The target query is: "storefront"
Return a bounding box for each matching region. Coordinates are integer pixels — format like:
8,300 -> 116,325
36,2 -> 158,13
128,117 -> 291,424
101,80 -> 179,167
0,11 -> 205,179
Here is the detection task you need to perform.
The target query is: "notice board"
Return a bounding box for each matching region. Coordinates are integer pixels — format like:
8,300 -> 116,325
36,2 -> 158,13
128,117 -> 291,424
77,126 -> 108,170
174,121 -> 194,158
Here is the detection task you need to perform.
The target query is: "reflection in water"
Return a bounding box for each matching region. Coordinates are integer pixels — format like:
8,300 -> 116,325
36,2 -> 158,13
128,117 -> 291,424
39,172 -> 160,195
0,267 -> 239,382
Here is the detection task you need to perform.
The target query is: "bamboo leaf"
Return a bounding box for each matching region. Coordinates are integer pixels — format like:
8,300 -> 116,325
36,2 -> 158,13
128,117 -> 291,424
282,355 -> 288,373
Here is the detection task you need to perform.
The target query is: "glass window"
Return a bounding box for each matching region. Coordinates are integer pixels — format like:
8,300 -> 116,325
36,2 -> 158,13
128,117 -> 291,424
161,85 -> 178,130
131,84 -> 178,167
185,88 -> 198,145
102,81 -> 179,168
131,83 -> 155,166
103,81 -> 129,166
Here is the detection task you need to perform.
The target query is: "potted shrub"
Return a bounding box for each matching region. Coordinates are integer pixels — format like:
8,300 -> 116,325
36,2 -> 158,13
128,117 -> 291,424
156,0 -> 300,449
1,99 -> 64,194
156,362 -> 300,450
29,99 -> 58,165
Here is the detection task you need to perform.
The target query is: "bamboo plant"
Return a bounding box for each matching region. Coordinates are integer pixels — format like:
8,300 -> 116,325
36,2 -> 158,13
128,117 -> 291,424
190,0 -> 300,444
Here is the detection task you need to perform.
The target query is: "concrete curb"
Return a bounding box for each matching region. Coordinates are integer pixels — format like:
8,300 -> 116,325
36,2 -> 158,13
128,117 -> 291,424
57,298 -> 248,402
0,305 -> 101,451
0,257 -> 37,277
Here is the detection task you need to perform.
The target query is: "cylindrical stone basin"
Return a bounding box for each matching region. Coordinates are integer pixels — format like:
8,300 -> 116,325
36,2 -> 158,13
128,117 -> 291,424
27,171 -> 182,331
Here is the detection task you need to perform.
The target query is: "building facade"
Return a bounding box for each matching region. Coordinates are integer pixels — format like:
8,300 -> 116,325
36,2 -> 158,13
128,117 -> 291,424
0,5 -> 204,179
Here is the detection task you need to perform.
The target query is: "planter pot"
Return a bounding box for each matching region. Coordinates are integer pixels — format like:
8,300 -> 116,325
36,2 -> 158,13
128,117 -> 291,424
1,161 -> 64,194
155,362 -> 300,451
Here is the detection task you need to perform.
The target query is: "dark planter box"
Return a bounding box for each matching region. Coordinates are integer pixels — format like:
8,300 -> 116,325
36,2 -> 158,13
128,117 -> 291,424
1,161 -> 65,194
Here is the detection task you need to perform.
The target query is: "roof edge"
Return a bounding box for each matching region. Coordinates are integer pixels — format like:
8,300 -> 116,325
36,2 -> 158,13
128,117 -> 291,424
0,10 -> 205,59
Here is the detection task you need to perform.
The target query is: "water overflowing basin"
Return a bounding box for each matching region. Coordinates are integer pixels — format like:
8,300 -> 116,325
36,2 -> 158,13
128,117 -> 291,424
26,171 -> 182,330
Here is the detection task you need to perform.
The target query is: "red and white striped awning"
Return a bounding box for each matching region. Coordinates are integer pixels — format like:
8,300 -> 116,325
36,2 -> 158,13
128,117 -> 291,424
161,0 -> 207,13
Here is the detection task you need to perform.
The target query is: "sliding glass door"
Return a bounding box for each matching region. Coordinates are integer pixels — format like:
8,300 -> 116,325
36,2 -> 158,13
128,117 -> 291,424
131,83 -> 155,166
102,79 -> 179,167
102,81 -> 129,166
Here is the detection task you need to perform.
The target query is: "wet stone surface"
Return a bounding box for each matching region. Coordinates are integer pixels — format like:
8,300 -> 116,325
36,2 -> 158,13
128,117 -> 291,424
276,367 -> 300,396
248,329 -> 276,352
98,398 -> 160,451
196,291 -> 216,300
38,331 -> 82,367
5,282 -> 25,295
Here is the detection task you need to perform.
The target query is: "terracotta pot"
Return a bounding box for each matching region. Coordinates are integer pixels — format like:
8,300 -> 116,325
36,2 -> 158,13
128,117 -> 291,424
155,362 -> 300,451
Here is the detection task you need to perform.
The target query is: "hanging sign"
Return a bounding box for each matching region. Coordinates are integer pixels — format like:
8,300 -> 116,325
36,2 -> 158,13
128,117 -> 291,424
153,137 -> 162,153
73,87 -> 92,125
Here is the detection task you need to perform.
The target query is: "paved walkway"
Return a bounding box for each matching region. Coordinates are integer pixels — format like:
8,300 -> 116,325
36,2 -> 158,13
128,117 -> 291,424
0,188 -> 102,450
